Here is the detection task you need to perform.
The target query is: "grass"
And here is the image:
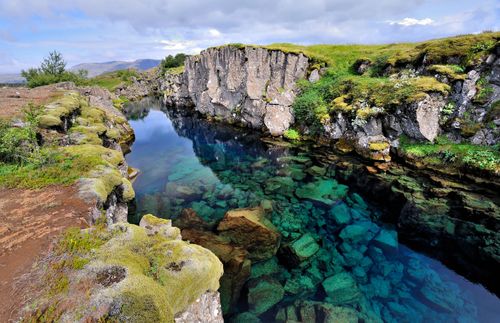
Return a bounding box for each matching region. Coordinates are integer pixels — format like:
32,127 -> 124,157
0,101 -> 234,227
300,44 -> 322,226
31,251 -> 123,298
0,147 -> 105,189
283,128 -> 301,140
283,32 -> 499,135
89,69 -> 140,92
400,136 -> 500,173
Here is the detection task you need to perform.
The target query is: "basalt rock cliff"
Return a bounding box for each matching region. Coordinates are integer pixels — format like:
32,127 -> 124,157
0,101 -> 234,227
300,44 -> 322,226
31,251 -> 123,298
160,46 -> 312,135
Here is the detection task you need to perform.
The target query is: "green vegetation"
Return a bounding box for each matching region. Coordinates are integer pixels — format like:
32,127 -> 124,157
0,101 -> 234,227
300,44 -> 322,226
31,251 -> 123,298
89,69 -> 140,91
400,136 -> 500,173
21,51 -> 89,88
283,128 -> 301,140
27,216 -> 223,322
0,92 -> 132,190
287,32 -> 499,135
160,53 -> 187,75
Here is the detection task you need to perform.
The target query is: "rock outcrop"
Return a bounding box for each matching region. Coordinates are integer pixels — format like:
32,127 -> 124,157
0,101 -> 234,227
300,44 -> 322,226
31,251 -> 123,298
21,215 -> 224,322
161,45 -> 311,135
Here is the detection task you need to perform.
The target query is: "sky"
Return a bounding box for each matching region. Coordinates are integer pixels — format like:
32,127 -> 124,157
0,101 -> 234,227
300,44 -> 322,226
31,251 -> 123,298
0,0 -> 498,73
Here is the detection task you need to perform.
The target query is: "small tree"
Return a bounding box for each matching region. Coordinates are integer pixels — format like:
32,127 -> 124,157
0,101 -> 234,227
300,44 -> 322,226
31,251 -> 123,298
40,51 -> 66,76
21,51 -> 89,88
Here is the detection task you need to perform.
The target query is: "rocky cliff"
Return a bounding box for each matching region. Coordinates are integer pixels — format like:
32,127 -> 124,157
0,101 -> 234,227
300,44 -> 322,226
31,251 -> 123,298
155,34 -> 499,175
161,45 -> 312,135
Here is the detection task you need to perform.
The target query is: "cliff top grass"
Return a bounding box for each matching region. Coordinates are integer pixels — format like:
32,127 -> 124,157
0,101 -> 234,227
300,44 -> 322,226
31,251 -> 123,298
89,69 -> 140,91
0,92 -> 133,192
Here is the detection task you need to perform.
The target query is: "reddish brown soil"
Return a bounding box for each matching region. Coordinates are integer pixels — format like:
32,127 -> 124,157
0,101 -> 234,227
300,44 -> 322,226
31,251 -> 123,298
0,85 -> 64,120
0,185 -> 93,322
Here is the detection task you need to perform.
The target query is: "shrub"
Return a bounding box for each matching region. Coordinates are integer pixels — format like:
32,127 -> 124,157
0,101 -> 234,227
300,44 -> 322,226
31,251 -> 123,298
0,103 -> 44,164
21,51 -> 89,88
463,150 -> 499,170
160,53 -> 187,75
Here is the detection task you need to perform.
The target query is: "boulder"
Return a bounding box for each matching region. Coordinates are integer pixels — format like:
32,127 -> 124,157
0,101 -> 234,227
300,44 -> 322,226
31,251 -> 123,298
181,229 -> 251,314
247,277 -> 285,314
139,214 -> 181,240
173,208 -> 214,231
339,221 -> 379,244
280,233 -> 320,267
217,206 -> 280,261
295,179 -> 349,206
322,272 -> 361,305
329,203 -> 352,225
372,228 -> 398,252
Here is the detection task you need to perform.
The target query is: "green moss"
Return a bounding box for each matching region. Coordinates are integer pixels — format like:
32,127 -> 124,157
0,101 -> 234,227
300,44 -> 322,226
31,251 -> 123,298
399,136 -> 500,173
38,92 -> 83,129
121,178 -> 135,202
387,32 -> 499,67
427,64 -> 466,80
369,142 -> 390,151
283,129 -> 301,140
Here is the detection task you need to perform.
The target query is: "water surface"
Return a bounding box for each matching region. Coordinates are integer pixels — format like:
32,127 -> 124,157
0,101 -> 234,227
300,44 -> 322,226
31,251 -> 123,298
125,98 -> 500,323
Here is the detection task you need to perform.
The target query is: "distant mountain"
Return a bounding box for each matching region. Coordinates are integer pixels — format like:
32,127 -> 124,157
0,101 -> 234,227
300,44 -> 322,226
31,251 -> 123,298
70,59 -> 161,77
0,73 -> 25,84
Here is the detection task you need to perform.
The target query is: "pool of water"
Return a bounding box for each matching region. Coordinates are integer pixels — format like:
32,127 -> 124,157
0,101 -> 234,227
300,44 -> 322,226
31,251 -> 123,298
124,98 -> 500,323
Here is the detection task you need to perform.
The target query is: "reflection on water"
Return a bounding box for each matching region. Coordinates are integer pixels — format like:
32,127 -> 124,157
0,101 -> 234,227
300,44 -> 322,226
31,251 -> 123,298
125,98 -> 500,323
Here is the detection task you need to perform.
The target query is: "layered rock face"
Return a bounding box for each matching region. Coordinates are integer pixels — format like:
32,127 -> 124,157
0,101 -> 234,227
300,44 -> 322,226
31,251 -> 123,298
161,46 -> 310,135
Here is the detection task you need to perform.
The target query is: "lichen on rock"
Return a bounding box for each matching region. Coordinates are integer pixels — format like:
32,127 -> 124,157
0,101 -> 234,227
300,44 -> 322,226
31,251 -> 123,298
23,215 -> 224,323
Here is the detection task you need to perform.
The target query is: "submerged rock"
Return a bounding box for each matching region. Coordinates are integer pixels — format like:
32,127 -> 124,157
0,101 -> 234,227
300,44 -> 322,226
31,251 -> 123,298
279,233 -> 320,267
180,229 -> 251,314
247,277 -> 285,314
295,179 -> 349,206
330,203 -> 352,225
217,206 -> 281,261
322,272 -> 361,305
372,228 -> 398,252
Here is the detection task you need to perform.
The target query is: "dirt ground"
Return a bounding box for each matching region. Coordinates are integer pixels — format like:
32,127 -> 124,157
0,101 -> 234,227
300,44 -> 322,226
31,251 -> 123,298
0,85 -> 64,120
0,186 -> 93,322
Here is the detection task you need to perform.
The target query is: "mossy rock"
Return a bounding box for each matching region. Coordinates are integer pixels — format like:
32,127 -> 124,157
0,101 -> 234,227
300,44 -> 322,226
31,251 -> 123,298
25,217 -> 224,322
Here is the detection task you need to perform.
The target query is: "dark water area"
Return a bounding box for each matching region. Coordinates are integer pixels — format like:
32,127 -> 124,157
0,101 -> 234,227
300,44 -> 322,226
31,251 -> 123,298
124,98 -> 500,323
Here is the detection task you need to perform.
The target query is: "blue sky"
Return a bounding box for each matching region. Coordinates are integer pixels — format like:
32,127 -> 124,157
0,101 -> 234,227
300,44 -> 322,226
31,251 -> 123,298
0,0 -> 498,73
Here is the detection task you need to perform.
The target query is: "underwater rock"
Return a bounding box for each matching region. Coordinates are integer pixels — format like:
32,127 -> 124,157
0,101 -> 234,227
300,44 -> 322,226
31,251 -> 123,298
339,221 -> 379,244
369,276 -> 392,299
295,179 -> 349,206
191,201 -> 216,220
232,312 -> 262,323
322,272 -> 361,305
329,203 -> 352,225
305,165 -> 327,177
139,214 -> 181,240
165,182 -> 202,201
279,233 -> 320,267
278,301 -> 366,323
260,199 -> 274,214
217,206 -> 281,261
250,257 -> 280,279
284,275 -> 316,295
265,176 -> 296,197
247,276 -> 285,315
173,208 -> 214,231
181,229 -> 251,314
372,228 -> 398,252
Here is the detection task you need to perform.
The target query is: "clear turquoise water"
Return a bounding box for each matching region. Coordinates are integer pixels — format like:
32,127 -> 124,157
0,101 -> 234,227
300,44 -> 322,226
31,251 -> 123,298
125,99 -> 500,323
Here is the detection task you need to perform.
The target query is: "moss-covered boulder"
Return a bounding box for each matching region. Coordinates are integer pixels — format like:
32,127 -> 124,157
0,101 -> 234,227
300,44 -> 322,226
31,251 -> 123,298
23,215 -> 224,322
217,206 -> 281,261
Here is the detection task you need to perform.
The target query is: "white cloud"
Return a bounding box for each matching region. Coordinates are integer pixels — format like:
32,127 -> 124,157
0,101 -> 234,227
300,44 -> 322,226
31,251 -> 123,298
208,28 -> 222,38
388,17 -> 434,26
